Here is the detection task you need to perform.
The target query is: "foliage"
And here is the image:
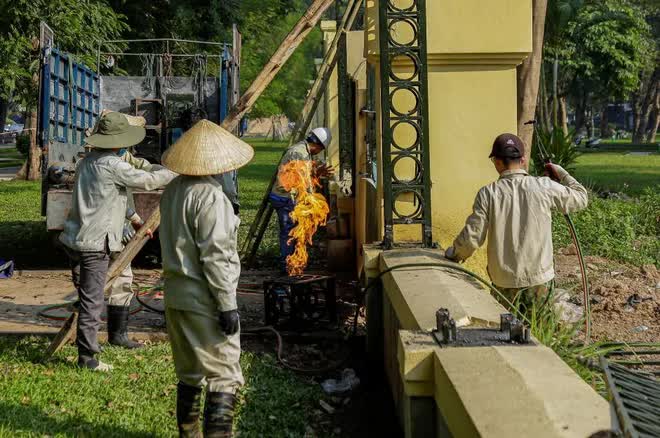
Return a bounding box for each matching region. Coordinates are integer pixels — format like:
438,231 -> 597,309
531,126 -> 581,175
0,0 -> 128,107
564,0 -> 655,102
553,189 -> 660,267
0,337 -> 323,437
238,2 -> 322,119
15,133 -> 30,157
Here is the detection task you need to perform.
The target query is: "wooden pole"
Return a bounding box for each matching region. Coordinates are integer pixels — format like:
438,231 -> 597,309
220,0 -> 335,132
289,0 -> 361,144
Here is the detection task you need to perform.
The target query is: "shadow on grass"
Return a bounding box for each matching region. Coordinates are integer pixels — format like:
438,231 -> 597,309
0,221 -> 68,269
0,402 -> 158,438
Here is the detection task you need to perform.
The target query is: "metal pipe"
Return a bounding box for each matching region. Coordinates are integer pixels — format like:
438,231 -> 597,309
99,52 -> 215,58
101,38 -> 229,47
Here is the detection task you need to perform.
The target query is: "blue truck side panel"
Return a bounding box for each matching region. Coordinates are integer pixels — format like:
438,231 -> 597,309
40,48 -> 100,149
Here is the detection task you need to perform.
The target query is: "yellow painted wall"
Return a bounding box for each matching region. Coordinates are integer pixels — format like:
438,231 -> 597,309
361,0 -> 531,276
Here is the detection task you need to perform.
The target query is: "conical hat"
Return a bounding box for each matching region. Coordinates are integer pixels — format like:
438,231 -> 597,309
162,119 -> 254,175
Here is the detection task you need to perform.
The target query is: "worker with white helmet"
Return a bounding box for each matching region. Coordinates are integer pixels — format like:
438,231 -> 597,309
269,127 -> 334,274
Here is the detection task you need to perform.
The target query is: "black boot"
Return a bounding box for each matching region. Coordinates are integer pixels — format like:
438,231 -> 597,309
177,382 -> 202,438
203,392 -> 236,438
107,305 -> 142,349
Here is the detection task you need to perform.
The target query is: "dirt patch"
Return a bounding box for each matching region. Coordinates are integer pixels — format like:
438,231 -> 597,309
555,250 -> 659,343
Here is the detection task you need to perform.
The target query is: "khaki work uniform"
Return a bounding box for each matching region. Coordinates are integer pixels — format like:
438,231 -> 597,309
452,169 -> 588,305
107,151 -> 160,307
160,176 -> 244,393
60,150 -> 176,355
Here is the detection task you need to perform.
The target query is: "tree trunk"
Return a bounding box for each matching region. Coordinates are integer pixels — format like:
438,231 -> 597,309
558,96 -> 569,136
632,67 -> 659,143
574,92 -> 587,134
517,0 -> 548,163
26,111 -> 40,181
552,58 -> 559,127
599,104 -> 609,138
0,98 -> 8,135
648,92 -> 659,144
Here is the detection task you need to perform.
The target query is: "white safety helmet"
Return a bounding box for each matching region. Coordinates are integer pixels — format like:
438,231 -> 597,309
307,127 -> 332,148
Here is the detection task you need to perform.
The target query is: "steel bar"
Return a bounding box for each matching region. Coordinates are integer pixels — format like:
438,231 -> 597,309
99,52 -> 213,58
101,38 -> 229,46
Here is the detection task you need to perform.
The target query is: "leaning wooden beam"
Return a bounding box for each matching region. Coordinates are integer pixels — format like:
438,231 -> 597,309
289,0 -> 362,144
44,210 -> 161,359
220,0 -> 335,132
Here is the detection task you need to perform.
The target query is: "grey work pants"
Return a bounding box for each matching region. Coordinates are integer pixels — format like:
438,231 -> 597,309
165,307 -> 244,393
69,250 -> 110,356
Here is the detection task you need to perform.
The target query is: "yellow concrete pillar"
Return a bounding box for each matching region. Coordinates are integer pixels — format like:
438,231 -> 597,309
364,0 -> 532,275
321,21 -> 340,174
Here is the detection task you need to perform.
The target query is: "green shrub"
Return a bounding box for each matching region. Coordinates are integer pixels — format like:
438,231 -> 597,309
532,127 -> 581,175
553,188 -> 660,267
15,133 -> 30,157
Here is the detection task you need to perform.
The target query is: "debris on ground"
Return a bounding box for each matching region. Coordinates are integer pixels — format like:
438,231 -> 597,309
555,253 -> 659,343
553,288 -> 584,324
321,368 -> 360,395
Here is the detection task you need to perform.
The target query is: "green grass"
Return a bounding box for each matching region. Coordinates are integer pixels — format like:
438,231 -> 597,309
0,146 -> 24,168
0,139 -> 285,268
236,139 -> 285,265
553,189 -> 659,267
0,141 -> 330,437
0,337 -> 322,437
573,152 -> 660,196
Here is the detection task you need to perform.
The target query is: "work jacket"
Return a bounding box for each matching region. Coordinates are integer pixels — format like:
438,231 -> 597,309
271,141 -> 314,199
452,169 -> 588,288
160,176 -> 240,316
59,150 -> 175,253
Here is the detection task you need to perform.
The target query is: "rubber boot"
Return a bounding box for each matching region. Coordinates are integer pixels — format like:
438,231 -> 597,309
107,305 -> 142,349
177,382 -> 202,438
203,392 -> 236,438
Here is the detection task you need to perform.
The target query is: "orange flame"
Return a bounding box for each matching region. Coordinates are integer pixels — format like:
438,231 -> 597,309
278,159 -> 329,276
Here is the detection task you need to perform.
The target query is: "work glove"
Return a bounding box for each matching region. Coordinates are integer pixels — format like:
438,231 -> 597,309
219,309 -> 240,335
444,246 -> 459,262
122,225 -> 136,245
544,163 -> 569,182
127,211 -> 154,239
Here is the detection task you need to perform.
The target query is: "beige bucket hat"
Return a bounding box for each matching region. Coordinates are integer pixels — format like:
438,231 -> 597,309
162,119 -> 254,175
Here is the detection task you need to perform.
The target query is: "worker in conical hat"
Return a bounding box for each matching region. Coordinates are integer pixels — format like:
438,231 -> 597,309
159,119 -> 253,437
60,111 -> 177,372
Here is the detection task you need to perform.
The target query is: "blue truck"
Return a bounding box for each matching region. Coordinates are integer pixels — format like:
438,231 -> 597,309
38,28 -> 241,232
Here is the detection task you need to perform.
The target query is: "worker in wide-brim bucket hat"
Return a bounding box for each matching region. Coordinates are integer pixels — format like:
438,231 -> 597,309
85,110 -> 168,351
60,111 -> 177,372
159,119 -> 253,437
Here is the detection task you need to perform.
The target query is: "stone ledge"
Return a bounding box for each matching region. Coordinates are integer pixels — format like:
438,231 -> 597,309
397,330 -> 611,437
379,249 -> 504,330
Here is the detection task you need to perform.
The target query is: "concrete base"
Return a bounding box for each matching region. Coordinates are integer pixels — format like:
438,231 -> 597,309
368,248 -> 611,438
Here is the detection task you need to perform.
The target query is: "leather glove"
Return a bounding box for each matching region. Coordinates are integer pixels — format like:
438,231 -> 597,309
544,163 -> 568,182
122,225 -> 136,245
445,246 -> 459,262
219,309 -> 240,335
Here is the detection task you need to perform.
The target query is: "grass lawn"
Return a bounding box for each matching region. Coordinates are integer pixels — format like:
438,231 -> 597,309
0,139 -> 285,268
0,139 -> 332,437
0,145 -> 24,168
0,337 -> 322,437
572,152 -> 660,196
